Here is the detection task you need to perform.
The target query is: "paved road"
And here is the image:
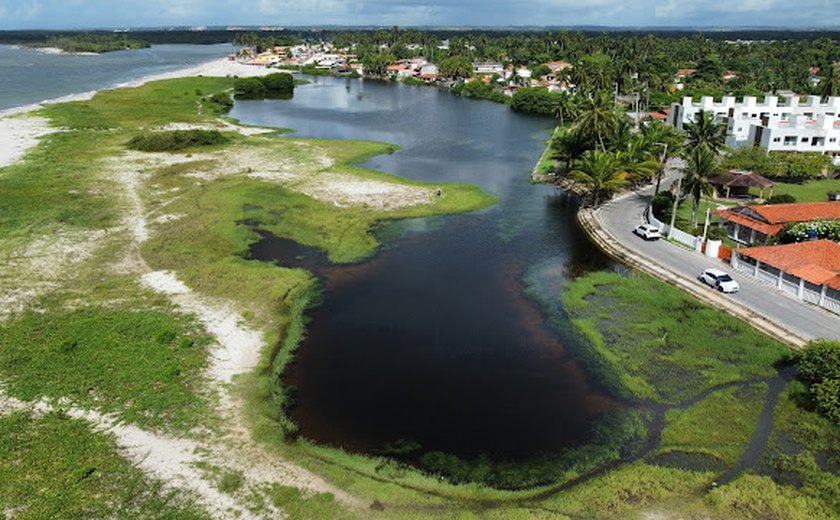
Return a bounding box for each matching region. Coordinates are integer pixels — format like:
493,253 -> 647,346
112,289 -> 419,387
596,174 -> 840,343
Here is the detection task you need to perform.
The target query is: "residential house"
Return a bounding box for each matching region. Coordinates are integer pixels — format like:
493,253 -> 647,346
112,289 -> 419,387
716,201 -> 840,244
710,170 -> 775,199
474,62 -> 504,76
731,240 -> 840,314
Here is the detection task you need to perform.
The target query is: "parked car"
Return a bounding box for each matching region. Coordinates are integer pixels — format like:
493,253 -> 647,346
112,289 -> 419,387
633,224 -> 661,241
699,268 -> 740,293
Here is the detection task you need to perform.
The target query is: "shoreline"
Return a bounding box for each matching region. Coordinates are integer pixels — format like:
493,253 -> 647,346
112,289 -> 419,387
0,57 -> 277,169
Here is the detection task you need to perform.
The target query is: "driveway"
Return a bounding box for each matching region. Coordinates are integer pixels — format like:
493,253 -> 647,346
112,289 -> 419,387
594,173 -> 840,343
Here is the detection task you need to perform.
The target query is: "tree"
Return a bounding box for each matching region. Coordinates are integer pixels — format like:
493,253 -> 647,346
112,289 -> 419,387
552,91 -> 579,127
362,52 -> 394,77
511,88 -> 558,116
550,127 -> 588,173
439,55 -> 473,79
798,340 -> 840,424
571,150 -> 626,206
575,91 -> 621,152
682,146 -> 719,227
233,77 -> 267,99
640,121 -> 685,195
684,110 -> 727,155
261,73 -> 295,94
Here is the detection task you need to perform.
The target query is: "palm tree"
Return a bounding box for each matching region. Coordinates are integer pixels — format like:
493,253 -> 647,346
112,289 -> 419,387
552,91 -> 578,127
575,91 -> 621,152
641,121 -> 685,195
615,137 -> 658,186
682,147 -> 720,227
684,110 -> 726,155
550,127 -> 588,174
571,150 -> 626,207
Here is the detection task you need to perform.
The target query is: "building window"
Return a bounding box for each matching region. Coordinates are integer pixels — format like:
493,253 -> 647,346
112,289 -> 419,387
802,137 -> 809,142
784,136 -> 797,145
830,138 -> 837,143
773,137 -> 781,142
813,137 -> 826,146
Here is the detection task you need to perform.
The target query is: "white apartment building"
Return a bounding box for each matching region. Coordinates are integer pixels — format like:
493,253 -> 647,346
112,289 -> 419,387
668,95 -> 840,165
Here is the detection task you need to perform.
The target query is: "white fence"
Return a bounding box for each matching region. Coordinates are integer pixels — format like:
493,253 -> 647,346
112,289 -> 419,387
647,211 -> 701,249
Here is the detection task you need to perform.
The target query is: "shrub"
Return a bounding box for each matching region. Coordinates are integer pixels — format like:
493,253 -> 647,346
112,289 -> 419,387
233,77 -> 267,99
127,130 -> 229,152
722,147 -> 833,181
260,72 -> 295,93
510,87 -> 559,116
208,92 -> 233,113
797,340 -> 840,424
767,193 -> 796,204
778,220 -> 840,243
651,191 -> 675,221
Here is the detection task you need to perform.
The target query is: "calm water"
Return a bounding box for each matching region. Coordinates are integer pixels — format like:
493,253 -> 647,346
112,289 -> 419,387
0,43 -> 231,111
232,77 -> 617,461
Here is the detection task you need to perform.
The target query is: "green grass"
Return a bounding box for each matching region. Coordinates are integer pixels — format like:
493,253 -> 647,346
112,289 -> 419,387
750,178 -> 840,203
659,384 -> 767,466
0,308 -> 211,432
562,271 -> 789,404
263,485 -> 357,520
0,411 -> 208,519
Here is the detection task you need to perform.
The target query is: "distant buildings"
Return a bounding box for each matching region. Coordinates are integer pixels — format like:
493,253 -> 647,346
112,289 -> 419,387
669,95 -> 840,165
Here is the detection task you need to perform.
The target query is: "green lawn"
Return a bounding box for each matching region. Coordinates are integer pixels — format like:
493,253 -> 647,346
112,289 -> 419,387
750,178 -> 840,203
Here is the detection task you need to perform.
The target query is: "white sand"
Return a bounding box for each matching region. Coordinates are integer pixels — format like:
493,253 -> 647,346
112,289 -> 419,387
0,57 -> 281,167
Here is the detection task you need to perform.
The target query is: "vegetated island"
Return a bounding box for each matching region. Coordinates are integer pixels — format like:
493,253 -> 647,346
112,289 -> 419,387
28,33 -> 150,54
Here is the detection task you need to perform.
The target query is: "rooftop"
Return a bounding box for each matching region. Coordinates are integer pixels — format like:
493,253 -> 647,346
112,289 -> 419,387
739,240 -> 840,290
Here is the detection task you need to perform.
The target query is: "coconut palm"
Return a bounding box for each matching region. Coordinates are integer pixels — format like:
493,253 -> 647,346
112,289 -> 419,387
552,91 -> 578,127
684,110 -> 726,155
575,91 -> 621,152
682,146 -> 720,227
571,150 -> 626,207
615,137 -> 659,186
641,121 -> 685,195
550,126 -> 589,174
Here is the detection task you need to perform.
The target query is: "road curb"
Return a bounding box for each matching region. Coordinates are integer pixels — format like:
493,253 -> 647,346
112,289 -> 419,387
577,208 -> 808,349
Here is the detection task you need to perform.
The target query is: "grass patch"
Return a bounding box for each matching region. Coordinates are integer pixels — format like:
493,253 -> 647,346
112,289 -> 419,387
750,178 -> 840,203
0,308 -> 211,432
659,384 -> 768,467
263,485 -> 356,520
562,271 -> 788,404
0,411 -> 208,519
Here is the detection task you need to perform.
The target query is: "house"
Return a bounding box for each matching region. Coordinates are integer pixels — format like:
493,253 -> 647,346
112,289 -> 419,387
710,170 -> 775,199
668,95 -> 840,165
545,60 -> 573,72
473,62 -> 504,75
386,64 -> 414,79
731,240 -> 840,314
716,201 -> 840,244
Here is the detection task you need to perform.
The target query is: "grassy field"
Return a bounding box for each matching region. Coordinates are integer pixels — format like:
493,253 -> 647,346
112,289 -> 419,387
561,271 -> 788,404
0,411 -> 208,519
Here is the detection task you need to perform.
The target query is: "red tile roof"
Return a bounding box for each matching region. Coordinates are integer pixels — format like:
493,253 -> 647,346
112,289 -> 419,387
678,69 -> 697,77
739,240 -> 840,290
716,202 -> 840,236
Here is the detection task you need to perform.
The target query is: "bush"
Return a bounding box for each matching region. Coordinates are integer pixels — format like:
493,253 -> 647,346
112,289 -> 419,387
778,220 -> 840,243
510,87 -> 559,116
651,191 -> 675,221
127,130 -> 229,152
767,193 -> 796,204
208,92 -> 233,113
722,147 -> 833,181
260,72 -> 295,93
451,80 -> 508,104
233,77 -> 267,99
797,340 -> 840,424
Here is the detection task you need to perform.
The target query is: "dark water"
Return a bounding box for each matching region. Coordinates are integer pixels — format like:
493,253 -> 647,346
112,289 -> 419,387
231,77 -> 616,461
0,44 -> 232,111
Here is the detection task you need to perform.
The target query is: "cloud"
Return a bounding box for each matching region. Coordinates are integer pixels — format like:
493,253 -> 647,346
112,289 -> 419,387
0,0 -> 838,29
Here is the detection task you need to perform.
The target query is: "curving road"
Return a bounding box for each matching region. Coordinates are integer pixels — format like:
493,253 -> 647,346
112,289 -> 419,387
593,172 -> 840,343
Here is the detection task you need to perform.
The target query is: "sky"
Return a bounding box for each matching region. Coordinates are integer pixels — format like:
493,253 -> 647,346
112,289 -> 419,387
1,0 -> 839,30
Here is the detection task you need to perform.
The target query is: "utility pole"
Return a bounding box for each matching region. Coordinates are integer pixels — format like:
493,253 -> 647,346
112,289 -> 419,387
667,175 -> 682,240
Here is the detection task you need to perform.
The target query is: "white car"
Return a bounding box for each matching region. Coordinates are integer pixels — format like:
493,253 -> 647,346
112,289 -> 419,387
633,224 -> 661,241
699,268 -> 740,293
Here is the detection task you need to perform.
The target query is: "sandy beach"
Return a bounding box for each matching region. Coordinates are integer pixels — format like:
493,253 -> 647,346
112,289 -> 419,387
0,57 -> 279,169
